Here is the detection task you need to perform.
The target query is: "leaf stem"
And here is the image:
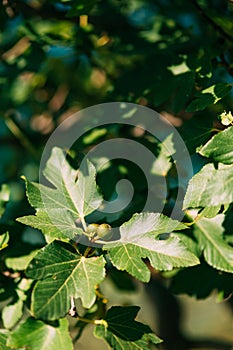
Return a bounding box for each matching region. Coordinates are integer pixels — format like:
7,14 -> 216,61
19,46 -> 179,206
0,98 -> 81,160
75,316 -> 105,325
84,246 -> 93,258
80,216 -> 87,231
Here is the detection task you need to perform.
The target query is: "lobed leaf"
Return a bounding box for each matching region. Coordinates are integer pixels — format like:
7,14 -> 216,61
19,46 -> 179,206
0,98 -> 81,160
17,147 -> 102,241
105,213 -> 199,282
94,306 -> 162,350
26,240 -> 106,320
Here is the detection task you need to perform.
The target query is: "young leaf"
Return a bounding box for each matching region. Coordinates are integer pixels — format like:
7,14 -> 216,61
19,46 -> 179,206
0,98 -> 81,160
17,147 -> 102,240
189,213 -> 233,273
26,240 -> 106,320
183,163 -> 233,209
199,125 -> 233,164
94,306 -> 162,349
7,317 -> 73,350
104,213 -> 199,282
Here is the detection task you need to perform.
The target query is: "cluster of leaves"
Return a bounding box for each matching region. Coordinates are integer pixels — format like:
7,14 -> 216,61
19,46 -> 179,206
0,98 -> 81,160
0,0 -> 233,349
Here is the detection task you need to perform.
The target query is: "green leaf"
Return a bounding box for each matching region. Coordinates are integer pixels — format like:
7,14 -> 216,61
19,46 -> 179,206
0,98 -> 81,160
199,126 -> 233,164
26,240 -> 106,320
0,329 -> 11,350
17,147 -> 102,240
94,306 -> 162,349
2,278 -> 32,329
5,250 -> 39,271
188,212 -> 233,273
105,213 -> 199,282
18,209 -> 83,241
2,299 -> 23,329
0,232 -> 9,251
0,184 -> 10,218
198,205 -> 221,218
183,163 -> 233,209
186,83 -> 232,112
151,134 -> 175,176
7,317 -> 73,350
43,148 -> 102,218
171,262 -> 233,299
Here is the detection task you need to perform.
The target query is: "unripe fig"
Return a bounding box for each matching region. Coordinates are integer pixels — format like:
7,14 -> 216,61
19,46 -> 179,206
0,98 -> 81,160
97,223 -> 112,240
87,223 -> 99,234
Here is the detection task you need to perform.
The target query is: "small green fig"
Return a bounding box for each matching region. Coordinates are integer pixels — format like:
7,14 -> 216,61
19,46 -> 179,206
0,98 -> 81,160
87,223 -> 99,234
97,223 -> 112,240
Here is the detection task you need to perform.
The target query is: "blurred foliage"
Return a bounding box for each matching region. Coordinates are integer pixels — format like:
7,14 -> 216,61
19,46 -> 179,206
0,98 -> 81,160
0,0 -> 233,349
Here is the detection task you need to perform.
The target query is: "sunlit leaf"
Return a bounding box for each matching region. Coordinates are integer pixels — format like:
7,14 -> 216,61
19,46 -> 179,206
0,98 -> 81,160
26,240 -> 106,320
105,213 -> 199,282
7,317 -> 72,350
199,125 -> 233,164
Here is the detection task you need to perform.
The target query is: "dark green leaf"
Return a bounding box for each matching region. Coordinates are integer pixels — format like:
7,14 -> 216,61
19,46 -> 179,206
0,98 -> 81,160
186,83 -> 232,112
94,306 -> 162,349
171,262 -> 233,299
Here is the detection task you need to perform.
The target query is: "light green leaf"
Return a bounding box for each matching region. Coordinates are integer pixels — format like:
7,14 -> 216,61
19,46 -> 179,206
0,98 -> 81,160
183,163 -> 233,209
17,147 -> 102,240
198,205 -> 221,219
199,126 -> 233,164
188,212 -> 233,273
43,147 -> 102,218
186,83 -> 232,112
7,317 -> 72,350
151,134 -> 175,176
105,213 -> 199,282
0,329 -> 11,350
18,209 -> 83,241
2,299 -> 23,329
6,250 -> 39,270
0,232 -> 9,251
0,184 -> 10,218
26,240 -> 106,320
2,278 -> 32,329
94,306 -> 162,350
